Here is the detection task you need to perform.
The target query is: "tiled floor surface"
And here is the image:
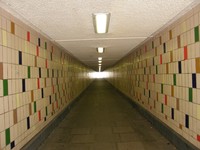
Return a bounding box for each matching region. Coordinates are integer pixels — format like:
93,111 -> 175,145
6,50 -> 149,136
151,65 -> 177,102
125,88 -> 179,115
38,80 -> 176,150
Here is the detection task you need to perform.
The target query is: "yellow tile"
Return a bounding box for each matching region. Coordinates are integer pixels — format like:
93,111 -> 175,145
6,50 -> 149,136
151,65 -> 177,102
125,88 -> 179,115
197,105 -> 200,120
2,30 -> 7,46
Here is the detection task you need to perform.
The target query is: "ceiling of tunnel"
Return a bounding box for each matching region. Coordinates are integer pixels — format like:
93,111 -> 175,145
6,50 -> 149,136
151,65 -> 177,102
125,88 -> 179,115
0,0 -> 200,71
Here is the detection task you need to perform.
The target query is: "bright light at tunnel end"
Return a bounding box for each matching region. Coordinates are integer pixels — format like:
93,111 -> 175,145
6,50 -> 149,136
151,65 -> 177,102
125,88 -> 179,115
89,72 -> 110,79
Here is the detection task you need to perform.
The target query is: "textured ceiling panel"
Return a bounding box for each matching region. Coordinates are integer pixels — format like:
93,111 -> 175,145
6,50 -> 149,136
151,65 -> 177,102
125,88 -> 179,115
0,0 -> 199,70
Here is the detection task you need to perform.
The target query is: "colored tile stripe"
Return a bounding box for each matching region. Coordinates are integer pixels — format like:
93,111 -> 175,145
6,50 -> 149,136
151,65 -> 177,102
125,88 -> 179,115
22,79 -> 25,92
189,88 -> 193,102
37,78 -> 40,89
156,66 -> 158,74
165,95 -> 167,105
161,84 -> 163,94
178,61 -> 182,73
163,43 -> 166,53
160,55 -> 162,64
173,74 -> 176,85
27,117 -> 30,129
41,88 -> 44,98
185,114 -> 189,128
11,22 -> 15,34
197,135 -> 200,142
11,141 -> 15,149
46,107 -> 48,116
176,99 -> 179,110
161,104 -> 164,113
45,42 -> 47,49
36,46 -> 39,56
28,66 -> 31,78
38,111 -> 41,121
38,38 -> 41,46
39,68 -> 41,78
34,102 -> 37,113
5,128 -> 10,145
3,80 -> 8,96
192,74 -> 196,88
171,108 -> 174,120
19,51 -> 22,65
27,31 -> 30,42
195,26 -> 199,42
196,58 -> 200,73
184,46 -> 188,60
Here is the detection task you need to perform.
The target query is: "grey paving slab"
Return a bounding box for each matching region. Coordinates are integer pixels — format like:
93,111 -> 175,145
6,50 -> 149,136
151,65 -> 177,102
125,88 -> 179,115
38,80 -> 176,150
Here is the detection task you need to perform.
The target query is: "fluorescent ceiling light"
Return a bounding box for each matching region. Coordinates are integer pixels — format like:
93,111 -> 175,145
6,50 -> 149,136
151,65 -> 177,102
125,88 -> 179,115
93,13 -> 110,34
98,57 -> 102,60
97,47 -> 105,53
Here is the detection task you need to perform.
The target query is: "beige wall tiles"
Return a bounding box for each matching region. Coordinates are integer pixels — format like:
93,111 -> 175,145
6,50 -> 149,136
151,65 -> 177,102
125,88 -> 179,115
1,16 -> 6,30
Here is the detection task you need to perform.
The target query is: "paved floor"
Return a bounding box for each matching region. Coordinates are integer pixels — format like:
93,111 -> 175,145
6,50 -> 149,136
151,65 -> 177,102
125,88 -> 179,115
38,79 -> 176,150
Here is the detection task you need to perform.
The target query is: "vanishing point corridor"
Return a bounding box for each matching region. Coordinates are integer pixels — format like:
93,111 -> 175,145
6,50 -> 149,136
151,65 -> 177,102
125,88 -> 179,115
38,80 -> 176,150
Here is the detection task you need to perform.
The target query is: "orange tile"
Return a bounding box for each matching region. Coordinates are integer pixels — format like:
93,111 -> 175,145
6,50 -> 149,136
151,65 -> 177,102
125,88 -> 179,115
196,58 -> 200,73
11,22 -> 15,34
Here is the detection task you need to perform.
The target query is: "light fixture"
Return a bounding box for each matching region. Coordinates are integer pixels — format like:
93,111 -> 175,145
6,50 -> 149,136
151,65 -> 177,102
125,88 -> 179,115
99,64 -> 102,66
98,60 -> 102,63
98,57 -> 102,61
93,13 -> 111,34
97,47 -> 105,53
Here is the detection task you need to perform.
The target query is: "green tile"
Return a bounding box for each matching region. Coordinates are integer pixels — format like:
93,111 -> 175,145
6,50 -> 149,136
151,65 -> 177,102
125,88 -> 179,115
45,42 -> 47,50
189,88 -> 193,102
5,128 -> 10,145
173,74 -> 176,86
34,101 -> 37,113
28,66 -> 31,78
3,80 -> 8,96
195,26 -> 199,42
156,66 -> 158,74
161,84 -> 163,94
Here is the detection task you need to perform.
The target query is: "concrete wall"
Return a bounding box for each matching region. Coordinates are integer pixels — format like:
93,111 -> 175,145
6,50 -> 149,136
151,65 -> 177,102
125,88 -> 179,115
107,4 -> 200,149
0,7 -> 92,149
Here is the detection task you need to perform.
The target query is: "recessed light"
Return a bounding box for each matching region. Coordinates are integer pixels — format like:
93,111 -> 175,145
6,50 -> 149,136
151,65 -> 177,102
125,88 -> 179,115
98,60 -> 102,63
93,13 -> 111,34
98,57 -> 102,61
97,47 -> 105,53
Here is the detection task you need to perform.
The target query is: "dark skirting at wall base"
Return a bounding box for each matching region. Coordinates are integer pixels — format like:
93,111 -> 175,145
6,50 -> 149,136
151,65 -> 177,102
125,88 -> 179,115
21,83 -> 93,150
109,82 -> 200,150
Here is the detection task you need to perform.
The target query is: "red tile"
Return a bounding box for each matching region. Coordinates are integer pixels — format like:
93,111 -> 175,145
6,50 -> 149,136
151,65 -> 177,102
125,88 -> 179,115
46,59 -> 48,68
37,78 -> 40,89
160,55 -> 162,64
38,111 -> 41,121
184,46 -> 188,60
165,95 -> 167,105
36,46 -> 39,56
27,31 -> 30,42
197,135 -> 200,142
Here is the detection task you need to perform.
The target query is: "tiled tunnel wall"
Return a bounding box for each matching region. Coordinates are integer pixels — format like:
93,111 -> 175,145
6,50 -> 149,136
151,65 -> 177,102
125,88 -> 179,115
0,8 -> 92,149
107,4 -> 200,148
